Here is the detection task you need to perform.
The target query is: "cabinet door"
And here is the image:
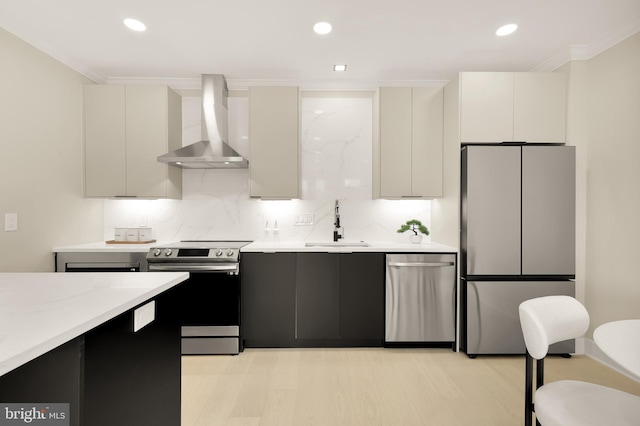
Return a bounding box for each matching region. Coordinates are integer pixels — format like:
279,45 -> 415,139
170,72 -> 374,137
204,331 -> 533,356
296,253 -> 340,340
0,338 -> 83,426
84,295 -> 181,426
340,253 -> 385,342
460,72 -> 514,143
513,72 -> 566,142
83,85 -> 127,197
249,86 -> 299,198
380,87 -> 412,196
412,87 -> 444,197
241,253 -> 296,346
126,86 -> 170,197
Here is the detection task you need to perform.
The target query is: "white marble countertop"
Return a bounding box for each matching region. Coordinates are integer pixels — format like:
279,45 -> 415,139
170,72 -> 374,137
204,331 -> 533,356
52,241 -> 169,253
0,272 -> 188,377
242,240 -> 458,253
54,240 -> 459,254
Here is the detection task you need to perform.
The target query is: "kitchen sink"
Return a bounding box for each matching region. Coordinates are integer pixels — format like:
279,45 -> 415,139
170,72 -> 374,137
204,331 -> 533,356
304,241 -> 371,248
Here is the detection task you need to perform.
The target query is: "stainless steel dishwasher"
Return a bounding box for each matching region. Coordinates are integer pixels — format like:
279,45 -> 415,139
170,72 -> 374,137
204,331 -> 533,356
385,254 -> 456,347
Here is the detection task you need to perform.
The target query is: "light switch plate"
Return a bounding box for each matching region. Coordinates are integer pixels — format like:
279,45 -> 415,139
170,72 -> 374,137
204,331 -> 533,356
4,213 -> 18,232
133,300 -> 155,332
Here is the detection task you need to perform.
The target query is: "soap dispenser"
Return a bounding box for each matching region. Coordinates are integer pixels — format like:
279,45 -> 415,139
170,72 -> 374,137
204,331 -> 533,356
264,220 -> 271,241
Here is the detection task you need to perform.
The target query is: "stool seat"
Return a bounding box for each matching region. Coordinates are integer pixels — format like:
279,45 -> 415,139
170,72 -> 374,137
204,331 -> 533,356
535,380 -> 640,426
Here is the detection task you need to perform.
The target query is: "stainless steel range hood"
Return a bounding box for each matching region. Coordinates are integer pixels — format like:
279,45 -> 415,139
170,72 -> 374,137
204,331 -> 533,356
158,74 -> 248,169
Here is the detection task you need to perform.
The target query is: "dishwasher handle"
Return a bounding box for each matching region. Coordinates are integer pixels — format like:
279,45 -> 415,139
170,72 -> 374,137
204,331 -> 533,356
388,261 -> 454,268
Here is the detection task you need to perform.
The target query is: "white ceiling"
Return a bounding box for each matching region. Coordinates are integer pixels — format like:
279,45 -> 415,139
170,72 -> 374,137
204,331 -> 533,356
1,0 -> 639,89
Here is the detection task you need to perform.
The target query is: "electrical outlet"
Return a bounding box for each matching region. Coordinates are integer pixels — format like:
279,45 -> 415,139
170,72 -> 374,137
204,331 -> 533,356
294,213 -> 314,226
137,214 -> 148,227
133,301 -> 155,332
4,213 -> 18,232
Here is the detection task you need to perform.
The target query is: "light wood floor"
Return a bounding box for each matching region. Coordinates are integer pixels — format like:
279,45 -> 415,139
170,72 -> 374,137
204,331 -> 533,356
182,348 -> 640,426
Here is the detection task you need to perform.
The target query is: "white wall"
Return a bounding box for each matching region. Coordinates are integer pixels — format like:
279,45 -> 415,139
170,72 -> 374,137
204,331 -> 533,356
585,32 -> 640,332
0,28 -> 103,272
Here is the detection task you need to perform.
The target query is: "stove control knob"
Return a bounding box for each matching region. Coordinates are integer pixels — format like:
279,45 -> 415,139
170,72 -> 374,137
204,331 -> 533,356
164,249 -> 172,257
153,248 -> 162,257
216,249 -> 223,257
227,249 -> 235,257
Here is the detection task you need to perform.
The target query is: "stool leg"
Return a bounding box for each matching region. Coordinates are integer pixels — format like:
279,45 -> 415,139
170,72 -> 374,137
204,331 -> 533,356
525,352 -> 533,426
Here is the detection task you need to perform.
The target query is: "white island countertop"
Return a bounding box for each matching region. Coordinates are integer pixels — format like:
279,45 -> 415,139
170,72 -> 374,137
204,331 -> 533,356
242,240 -> 458,253
0,272 -> 188,377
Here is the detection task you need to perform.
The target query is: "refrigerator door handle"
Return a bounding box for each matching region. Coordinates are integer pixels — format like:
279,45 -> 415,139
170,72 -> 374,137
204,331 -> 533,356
388,261 -> 455,268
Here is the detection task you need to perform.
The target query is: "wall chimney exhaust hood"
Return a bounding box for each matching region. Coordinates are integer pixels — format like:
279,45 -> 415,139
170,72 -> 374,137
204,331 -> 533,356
158,74 -> 248,169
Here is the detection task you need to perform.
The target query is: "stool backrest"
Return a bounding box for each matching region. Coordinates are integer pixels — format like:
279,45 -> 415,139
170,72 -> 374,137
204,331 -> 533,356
519,295 -> 589,360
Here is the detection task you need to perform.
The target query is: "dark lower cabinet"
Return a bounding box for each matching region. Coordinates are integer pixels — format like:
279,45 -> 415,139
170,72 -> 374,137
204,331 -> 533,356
340,253 -> 385,344
0,337 -> 83,426
242,252 -> 385,348
83,289 -> 180,426
296,253 -> 340,340
242,252 -> 297,347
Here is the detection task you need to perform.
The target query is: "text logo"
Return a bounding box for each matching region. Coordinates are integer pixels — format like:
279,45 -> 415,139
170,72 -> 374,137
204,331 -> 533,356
0,404 -> 69,425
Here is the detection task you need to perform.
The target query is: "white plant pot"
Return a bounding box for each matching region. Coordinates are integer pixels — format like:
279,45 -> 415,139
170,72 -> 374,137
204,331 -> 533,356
410,234 -> 423,244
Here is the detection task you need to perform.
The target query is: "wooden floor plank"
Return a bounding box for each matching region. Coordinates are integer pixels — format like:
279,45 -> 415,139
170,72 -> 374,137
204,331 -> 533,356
182,348 -> 640,426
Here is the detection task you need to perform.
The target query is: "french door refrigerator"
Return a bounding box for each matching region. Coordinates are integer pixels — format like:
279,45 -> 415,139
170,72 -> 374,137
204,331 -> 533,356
461,144 -> 576,356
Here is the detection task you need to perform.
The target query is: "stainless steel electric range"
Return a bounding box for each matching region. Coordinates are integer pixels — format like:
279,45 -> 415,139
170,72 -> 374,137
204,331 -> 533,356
147,240 -> 252,355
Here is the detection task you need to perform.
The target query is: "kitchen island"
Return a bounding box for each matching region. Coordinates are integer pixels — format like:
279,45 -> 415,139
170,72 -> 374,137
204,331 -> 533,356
0,272 -> 188,426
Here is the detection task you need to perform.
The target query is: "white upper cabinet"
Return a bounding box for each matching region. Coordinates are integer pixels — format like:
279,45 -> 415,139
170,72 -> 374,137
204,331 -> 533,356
83,85 -> 182,198
460,72 -> 566,143
513,73 -> 567,142
376,86 -> 443,198
83,85 -> 127,197
249,86 -> 300,199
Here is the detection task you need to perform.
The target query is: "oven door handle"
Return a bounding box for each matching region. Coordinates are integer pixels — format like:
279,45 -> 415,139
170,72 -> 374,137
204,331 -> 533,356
148,263 -> 239,273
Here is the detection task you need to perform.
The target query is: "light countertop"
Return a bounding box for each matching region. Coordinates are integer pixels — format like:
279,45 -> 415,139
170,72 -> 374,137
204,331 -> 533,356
53,240 -> 458,254
242,240 -> 458,253
52,241 -> 169,253
0,272 -> 188,377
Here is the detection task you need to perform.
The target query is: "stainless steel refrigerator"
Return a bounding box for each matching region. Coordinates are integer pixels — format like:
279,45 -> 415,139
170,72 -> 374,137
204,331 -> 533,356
461,144 -> 576,356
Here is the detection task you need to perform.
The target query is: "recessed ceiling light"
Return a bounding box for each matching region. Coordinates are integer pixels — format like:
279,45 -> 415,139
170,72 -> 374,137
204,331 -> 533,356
496,23 -> 518,36
334,64 -> 347,72
313,22 -> 332,35
124,18 -> 147,32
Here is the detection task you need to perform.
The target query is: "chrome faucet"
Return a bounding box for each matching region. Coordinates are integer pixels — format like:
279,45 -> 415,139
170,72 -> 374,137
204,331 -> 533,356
333,200 -> 343,242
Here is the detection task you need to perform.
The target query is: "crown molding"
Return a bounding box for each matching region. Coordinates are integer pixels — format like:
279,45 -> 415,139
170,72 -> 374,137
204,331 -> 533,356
102,77 -> 448,91
533,16 -> 640,71
105,76 -> 202,89
587,15 -> 640,59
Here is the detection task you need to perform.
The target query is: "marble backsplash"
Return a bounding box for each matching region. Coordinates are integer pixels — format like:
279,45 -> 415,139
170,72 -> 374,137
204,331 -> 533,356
104,93 -> 431,243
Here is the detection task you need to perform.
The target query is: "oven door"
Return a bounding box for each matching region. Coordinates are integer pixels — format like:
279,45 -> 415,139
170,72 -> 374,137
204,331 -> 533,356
148,262 -> 241,355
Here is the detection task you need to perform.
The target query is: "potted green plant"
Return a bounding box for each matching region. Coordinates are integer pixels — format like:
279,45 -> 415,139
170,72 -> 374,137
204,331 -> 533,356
397,219 -> 429,244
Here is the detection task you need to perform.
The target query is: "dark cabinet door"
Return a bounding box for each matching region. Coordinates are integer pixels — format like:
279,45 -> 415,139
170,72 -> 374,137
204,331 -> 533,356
241,252 -> 296,346
0,337 -> 83,426
83,292 -> 181,426
340,253 -> 385,342
296,253 -> 340,339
